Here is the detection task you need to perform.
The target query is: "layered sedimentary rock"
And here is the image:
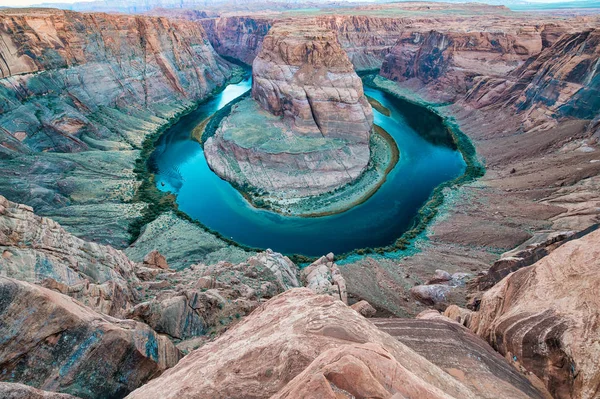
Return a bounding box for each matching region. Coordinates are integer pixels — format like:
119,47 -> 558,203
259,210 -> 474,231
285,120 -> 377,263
0,8 -> 233,247
205,23 -> 373,199
372,314 -> 549,399
200,16 -> 272,65
451,229 -> 600,399
0,277 -> 181,399
463,29 -> 600,131
0,194 -> 140,317
127,289 -> 550,399
381,29 -> 543,102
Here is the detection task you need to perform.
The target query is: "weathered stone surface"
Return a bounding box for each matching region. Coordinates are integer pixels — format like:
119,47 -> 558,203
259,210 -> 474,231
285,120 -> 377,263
300,254 -> 347,304
469,227 -> 596,293
205,22 -> 373,199
350,300 -> 377,318
129,250 -> 299,339
127,289 -> 486,399
0,194 -> 140,316
372,315 -> 550,399
0,277 -> 181,399
463,229 -> 600,399
143,250 -> 169,270
0,382 -> 79,399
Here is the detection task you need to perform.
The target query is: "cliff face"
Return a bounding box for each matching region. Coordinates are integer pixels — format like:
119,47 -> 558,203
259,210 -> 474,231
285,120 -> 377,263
0,9 -> 233,247
464,29 -> 600,131
0,9 -> 232,153
200,16 -> 272,65
380,29 -> 544,102
199,15 -> 405,71
251,23 -> 373,141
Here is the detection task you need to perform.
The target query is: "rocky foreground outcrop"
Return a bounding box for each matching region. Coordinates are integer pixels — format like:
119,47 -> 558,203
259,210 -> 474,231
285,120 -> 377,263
0,277 -> 181,399
205,23 -> 373,199
446,229 -> 600,399
127,288 -> 548,399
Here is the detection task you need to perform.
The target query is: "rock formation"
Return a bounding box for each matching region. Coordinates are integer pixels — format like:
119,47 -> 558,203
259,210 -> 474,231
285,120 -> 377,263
464,29 -> 600,131
0,277 -> 181,399
372,313 -> 549,399
127,288 -> 549,399
204,23 -> 373,199
447,229 -> 600,399
300,253 -> 347,304
0,383 -> 79,399
381,29 -> 543,102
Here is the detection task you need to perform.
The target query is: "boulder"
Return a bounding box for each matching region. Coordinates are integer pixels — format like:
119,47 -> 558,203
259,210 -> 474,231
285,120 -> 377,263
143,250 -> 169,270
350,300 -> 377,318
0,277 -> 181,399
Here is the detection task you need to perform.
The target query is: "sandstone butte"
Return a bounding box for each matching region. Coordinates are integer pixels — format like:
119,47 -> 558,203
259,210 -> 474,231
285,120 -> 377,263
204,23 -> 374,199
0,2 -> 599,399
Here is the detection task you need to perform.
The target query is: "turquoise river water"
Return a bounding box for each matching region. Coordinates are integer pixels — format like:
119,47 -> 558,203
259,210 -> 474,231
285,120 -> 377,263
150,76 -> 466,256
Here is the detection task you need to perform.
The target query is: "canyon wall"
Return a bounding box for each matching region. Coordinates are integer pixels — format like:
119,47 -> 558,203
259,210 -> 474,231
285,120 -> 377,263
200,16 -> 272,65
0,9 -> 233,247
463,29 -> 600,131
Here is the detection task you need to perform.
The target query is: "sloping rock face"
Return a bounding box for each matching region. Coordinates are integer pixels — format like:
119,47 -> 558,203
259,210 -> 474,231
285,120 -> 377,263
0,194 -> 139,317
458,229 -> 600,399
204,23 -> 373,199
126,289 -> 475,399
126,288 -> 550,399
372,315 -> 549,399
0,277 -> 181,399
0,9 -> 233,247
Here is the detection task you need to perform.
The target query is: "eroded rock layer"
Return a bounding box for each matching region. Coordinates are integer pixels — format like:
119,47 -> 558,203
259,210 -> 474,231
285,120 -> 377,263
126,288 -> 550,399
453,229 -> 600,399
